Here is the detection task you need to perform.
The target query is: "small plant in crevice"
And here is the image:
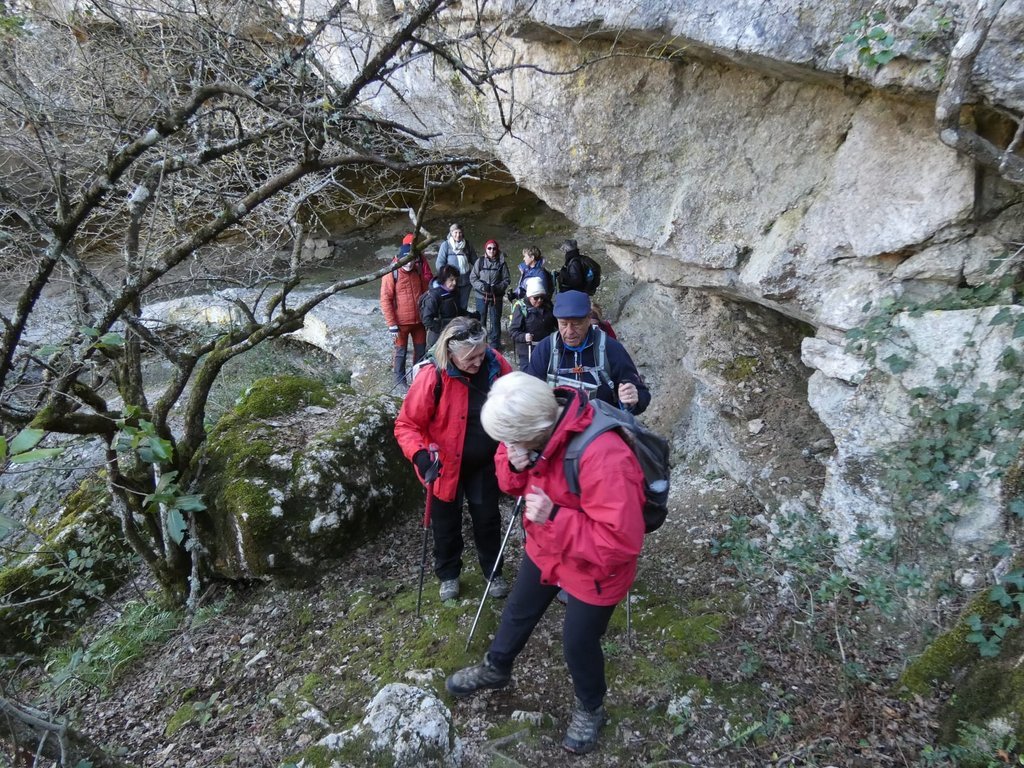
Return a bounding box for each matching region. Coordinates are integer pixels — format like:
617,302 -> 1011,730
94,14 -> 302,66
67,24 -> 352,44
840,10 -> 897,68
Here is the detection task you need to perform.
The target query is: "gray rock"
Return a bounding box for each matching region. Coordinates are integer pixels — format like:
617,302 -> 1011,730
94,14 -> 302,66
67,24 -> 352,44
315,683 -> 462,768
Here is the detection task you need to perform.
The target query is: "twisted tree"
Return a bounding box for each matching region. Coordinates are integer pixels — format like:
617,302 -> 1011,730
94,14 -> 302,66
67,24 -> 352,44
0,0 -> 510,608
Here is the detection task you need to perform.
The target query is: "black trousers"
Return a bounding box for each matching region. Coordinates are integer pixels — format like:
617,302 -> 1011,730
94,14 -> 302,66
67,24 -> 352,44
487,554 -> 616,711
431,461 -> 502,580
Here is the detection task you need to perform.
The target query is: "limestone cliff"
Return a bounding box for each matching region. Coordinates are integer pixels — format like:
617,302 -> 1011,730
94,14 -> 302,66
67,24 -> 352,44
337,0 -> 1024,572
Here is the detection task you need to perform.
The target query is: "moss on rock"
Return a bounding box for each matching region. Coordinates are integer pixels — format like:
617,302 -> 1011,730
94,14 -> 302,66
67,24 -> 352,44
198,378 -> 422,581
902,569 -> 1024,746
0,476 -> 133,654
231,375 -> 334,421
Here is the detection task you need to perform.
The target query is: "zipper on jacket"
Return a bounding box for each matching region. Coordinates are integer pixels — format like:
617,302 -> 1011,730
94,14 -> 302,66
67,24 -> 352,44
594,580 -> 602,596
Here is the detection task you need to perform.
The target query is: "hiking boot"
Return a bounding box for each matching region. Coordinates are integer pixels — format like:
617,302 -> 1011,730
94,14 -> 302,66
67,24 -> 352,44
439,578 -> 460,601
561,698 -> 607,754
445,653 -> 511,698
488,575 -> 510,599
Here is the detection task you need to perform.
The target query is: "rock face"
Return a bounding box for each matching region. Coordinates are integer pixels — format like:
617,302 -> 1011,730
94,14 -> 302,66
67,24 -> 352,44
335,0 -> 1024,568
198,376 -> 421,579
311,684 -> 462,768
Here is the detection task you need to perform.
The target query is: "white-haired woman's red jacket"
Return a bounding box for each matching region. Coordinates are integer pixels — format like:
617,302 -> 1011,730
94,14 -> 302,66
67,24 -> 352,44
495,388 -> 645,605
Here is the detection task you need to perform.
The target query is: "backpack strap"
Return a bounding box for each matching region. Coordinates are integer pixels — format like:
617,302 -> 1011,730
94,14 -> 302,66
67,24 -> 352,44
563,405 -> 620,496
546,331 -> 561,388
411,357 -> 444,408
546,329 -> 613,396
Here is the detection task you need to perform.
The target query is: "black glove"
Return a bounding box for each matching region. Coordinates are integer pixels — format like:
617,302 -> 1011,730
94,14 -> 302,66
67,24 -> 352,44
413,449 -> 441,484
506,289 -> 517,303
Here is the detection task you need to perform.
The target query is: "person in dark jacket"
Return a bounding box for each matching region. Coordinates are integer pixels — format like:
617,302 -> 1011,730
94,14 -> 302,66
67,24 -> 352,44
525,290 -> 650,414
445,372 -> 644,755
508,276 -> 556,371
556,239 -> 600,295
510,245 -> 554,300
420,265 -> 462,349
469,239 -> 511,350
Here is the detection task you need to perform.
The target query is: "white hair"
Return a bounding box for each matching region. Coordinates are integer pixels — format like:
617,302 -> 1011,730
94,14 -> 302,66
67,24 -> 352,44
482,372 -> 559,446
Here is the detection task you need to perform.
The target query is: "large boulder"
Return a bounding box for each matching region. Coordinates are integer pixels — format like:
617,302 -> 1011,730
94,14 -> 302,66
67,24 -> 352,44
197,376 -> 421,580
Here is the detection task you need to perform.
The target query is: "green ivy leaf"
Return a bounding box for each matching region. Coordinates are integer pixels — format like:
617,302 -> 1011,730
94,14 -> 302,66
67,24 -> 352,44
1009,499 -> 1024,518
78,325 -> 101,337
97,332 -> 125,348
173,495 -> 207,513
873,49 -> 896,64
0,512 -> 18,538
10,447 -> 65,464
9,427 -> 44,455
166,508 -> 187,545
884,354 -> 911,374
1014,317 -> 1024,339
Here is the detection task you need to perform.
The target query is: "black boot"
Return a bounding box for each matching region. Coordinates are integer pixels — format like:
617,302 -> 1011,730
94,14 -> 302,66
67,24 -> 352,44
393,347 -> 408,390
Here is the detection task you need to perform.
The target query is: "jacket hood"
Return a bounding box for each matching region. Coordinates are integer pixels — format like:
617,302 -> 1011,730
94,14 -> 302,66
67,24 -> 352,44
540,387 -> 595,459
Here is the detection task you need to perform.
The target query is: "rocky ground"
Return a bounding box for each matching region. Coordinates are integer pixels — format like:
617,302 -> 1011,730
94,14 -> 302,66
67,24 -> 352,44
10,466 -> 949,768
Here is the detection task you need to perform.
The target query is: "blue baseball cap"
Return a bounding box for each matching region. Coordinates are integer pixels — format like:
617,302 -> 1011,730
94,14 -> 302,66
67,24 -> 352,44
553,290 -> 591,319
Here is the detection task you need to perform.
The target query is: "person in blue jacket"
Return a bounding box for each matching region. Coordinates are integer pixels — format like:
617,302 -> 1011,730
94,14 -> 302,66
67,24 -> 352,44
524,290 -> 650,414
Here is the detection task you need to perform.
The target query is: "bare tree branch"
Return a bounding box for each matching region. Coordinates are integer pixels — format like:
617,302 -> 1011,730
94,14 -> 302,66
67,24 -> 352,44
936,0 -> 1024,184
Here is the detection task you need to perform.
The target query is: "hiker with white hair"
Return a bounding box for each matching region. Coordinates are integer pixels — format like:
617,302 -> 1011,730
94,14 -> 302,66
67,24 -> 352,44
445,371 -> 645,755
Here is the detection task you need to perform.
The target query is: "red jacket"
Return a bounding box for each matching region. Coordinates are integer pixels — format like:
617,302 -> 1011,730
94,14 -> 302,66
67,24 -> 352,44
380,266 -> 429,327
495,388 -> 645,605
394,349 -> 513,502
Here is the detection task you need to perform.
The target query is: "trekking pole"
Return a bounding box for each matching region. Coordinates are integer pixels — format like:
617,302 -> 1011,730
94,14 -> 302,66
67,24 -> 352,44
415,444 -> 441,619
466,495 -> 525,650
625,590 -> 632,649
482,294 -> 492,331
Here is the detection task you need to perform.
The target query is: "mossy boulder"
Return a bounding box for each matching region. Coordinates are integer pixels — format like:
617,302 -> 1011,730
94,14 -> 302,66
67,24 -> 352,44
197,376 -> 421,580
0,477 -> 133,654
901,579 -> 1024,748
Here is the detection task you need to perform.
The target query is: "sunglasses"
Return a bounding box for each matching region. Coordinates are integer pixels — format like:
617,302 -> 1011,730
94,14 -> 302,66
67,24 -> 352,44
486,246 -> 497,251
449,321 -> 483,342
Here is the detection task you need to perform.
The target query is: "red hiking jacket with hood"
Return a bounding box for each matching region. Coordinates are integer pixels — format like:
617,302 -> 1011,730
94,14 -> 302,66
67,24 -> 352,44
495,388 -> 645,605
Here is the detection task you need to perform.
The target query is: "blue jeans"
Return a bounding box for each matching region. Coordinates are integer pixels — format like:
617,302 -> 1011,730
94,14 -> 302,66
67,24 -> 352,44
475,296 -> 503,347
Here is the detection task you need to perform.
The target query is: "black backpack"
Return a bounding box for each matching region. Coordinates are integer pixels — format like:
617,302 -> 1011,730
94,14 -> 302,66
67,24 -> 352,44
559,254 -> 602,295
563,400 -> 670,533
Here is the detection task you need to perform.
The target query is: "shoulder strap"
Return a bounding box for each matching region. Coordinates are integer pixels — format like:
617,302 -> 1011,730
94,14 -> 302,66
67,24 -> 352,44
433,361 -> 443,407
594,329 -> 613,389
564,405 -> 621,496
546,332 -> 561,385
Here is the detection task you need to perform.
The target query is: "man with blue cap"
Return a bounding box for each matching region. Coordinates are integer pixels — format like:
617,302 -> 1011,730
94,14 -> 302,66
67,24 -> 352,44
525,290 -> 650,414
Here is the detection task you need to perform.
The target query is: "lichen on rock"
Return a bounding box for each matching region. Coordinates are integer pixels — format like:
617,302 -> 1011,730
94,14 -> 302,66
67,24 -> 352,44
198,377 -> 421,581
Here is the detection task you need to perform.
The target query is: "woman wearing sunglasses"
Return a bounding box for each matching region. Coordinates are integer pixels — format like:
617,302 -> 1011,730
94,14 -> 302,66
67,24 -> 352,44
394,317 -> 514,602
